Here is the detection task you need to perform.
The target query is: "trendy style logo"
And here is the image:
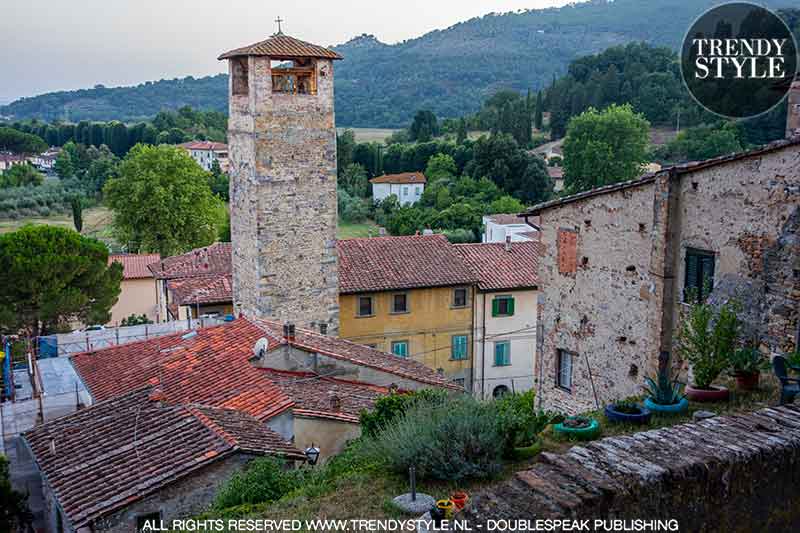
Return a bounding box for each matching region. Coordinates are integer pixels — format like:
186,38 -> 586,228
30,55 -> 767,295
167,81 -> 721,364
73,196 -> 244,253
681,2 -> 798,119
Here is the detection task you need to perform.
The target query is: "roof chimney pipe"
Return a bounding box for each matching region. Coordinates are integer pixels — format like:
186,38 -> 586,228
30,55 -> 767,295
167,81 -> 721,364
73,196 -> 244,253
505,235 -> 512,252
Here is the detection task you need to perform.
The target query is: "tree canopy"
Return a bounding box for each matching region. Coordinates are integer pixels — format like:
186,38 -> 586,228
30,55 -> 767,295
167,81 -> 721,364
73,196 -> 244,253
562,104 -> 650,193
0,127 -> 47,154
0,225 -> 122,336
0,163 -> 43,188
104,144 -> 225,256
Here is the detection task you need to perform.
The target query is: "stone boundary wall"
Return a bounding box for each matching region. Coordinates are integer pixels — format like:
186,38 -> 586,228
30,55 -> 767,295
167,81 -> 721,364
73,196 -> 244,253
464,405 -> 800,532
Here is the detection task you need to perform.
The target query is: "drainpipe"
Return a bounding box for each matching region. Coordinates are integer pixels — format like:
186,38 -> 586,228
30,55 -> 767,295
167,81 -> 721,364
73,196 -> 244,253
480,292 -> 487,399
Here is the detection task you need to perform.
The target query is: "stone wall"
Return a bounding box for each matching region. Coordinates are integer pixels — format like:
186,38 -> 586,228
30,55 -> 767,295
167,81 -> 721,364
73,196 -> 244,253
228,55 -> 340,334
534,181 -> 658,414
534,142 -> 800,414
463,405 -> 800,532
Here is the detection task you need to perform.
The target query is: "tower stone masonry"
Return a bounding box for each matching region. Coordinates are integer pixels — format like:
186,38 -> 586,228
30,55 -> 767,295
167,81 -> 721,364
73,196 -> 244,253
219,33 -> 342,334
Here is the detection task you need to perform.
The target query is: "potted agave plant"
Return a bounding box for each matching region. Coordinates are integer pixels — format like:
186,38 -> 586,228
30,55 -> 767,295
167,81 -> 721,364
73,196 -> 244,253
643,365 -> 688,414
677,299 -> 739,402
728,346 -> 768,391
604,401 -> 651,425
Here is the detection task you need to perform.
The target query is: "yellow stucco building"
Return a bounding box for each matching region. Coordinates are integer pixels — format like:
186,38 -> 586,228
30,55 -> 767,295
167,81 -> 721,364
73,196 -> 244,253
337,235 -> 477,388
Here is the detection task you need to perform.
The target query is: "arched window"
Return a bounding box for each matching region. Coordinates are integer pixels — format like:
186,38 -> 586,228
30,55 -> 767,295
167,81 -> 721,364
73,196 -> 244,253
492,385 -> 510,398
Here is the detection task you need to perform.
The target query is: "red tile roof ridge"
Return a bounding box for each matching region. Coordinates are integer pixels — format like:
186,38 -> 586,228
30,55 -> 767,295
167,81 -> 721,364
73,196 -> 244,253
185,405 -> 238,448
257,367 -> 394,394
293,408 -> 360,423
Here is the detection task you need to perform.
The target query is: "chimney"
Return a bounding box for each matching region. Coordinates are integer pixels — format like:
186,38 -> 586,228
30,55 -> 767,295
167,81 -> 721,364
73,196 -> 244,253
505,235 -> 512,252
328,392 -> 341,411
149,387 -> 166,403
422,228 -> 434,235
283,323 -> 296,343
787,81 -> 800,139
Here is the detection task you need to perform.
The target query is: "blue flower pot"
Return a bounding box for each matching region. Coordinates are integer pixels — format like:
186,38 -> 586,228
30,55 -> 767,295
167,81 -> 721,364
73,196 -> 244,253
604,404 -> 652,425
644,397 -> 689,415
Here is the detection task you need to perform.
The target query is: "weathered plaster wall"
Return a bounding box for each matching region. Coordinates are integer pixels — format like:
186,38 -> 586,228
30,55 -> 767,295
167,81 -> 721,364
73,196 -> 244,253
293,416 -> 361,464
339,286 -> 473,384
464,405 -> 800,533
535,182 -> 657,414
668,147 -> 800,358
473,289 -> 538,399
228,55 -> 339,334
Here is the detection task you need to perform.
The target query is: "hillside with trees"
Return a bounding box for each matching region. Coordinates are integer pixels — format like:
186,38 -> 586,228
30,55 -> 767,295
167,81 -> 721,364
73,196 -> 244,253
2,0 -> 793,127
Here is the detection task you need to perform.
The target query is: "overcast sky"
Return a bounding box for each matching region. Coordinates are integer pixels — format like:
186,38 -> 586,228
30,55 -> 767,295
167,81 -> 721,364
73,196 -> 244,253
0,0 -> 579,104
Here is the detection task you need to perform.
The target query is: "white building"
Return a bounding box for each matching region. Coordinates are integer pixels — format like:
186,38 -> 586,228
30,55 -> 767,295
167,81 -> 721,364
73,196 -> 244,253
482,214 -> 538,243
454,240 -> 542,399
0,153 -> 26,173
370,172 -> 426,205
28,147 -> 61,171
179,141 -> 229,172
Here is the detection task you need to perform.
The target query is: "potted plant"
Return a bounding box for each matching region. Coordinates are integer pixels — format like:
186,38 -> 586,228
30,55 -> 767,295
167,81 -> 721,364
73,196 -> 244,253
643,365 -> 688,414
677,298 -> 739,402
553,415 -> 600,440
604,401 -> 651,425
728,346 -> 768,390
450,491 -> 468,511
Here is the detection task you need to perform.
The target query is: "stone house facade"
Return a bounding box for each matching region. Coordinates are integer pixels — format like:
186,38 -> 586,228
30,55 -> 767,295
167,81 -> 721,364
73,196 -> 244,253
222,33 -> 342,335
526,139 -> 800,414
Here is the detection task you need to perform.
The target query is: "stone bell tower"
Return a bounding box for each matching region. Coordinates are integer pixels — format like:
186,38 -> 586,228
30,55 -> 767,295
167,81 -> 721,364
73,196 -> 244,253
219,30 -> 342,334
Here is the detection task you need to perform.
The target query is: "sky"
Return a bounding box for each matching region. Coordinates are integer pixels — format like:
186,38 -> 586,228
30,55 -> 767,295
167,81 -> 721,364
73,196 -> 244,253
0,0 -> 578,104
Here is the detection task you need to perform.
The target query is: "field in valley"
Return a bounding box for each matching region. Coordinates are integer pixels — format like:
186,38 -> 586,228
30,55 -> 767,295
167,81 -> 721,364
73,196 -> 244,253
336,127 -> 399,144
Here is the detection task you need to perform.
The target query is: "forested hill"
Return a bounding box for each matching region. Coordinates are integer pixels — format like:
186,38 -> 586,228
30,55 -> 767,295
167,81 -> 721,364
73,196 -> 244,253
1,0 -> 791,127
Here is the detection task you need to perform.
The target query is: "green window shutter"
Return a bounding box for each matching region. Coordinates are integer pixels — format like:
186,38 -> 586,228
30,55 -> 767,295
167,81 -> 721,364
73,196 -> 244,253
494,342 -> 510,366
684,252 -> 699,302
492,298 -> 500,317
452,335 -> 468,360
700,255 -> 715,299
507,297 -> 515,316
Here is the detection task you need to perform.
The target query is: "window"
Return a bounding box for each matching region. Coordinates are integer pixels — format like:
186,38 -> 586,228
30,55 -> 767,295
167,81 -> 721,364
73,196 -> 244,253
137,512 -> 162,532
684,248 -> 715,302
402,186 -> 409,196
452,287 -> 468,308
451,335 -> 468,360
494,341 -> 510,366
231,58 -> 249,96
453,377 -> 466,388
556,350 -> 574,391
391,341 -> 409,358
415,187 -> 421,196
357,296 -> 373,317
493,385 -> 510,398
492,295 -> 515,317
391,293 -> 408,313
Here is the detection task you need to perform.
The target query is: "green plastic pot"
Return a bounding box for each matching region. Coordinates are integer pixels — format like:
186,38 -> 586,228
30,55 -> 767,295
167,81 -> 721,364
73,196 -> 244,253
553,418 -> 601,440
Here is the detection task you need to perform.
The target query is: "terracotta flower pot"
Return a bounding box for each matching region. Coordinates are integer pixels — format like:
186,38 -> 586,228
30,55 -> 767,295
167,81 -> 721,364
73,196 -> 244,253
450,491 -> 468,511
733,371 -> 760,391
685,385 -> 730,402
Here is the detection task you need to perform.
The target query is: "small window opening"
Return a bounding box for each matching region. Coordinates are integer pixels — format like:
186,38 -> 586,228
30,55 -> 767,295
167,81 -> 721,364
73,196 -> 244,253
581,256 -> 589,267
638,223 -> 646,232
691,182 -> 699,191
626,265 -> 637,273
231,58 -> 249,96
272,58 -> 317,95
584,219 -> 591,227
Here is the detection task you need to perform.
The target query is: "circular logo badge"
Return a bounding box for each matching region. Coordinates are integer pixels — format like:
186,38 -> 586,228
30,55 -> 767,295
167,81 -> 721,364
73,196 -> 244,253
681,2 -> 798,119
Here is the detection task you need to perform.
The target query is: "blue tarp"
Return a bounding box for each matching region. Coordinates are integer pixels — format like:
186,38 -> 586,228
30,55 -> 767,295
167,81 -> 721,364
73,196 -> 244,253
38,335 -> 58,358
2,339 -> 12,399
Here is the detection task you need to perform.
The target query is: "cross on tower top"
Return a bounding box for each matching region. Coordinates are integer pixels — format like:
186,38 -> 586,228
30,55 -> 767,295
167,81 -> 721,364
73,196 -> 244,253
275,16 -> 284,35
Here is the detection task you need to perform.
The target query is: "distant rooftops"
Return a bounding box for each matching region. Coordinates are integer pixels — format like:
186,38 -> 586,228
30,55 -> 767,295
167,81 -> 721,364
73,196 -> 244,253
337,234 -> 476,294
218,33 -> 343,61
369,172 -> 427,185
167,274 -> 232,307
179,141 -> 228,152
485,213 -> 527,226
108,253 -> 160,280
148,242 -> 231,280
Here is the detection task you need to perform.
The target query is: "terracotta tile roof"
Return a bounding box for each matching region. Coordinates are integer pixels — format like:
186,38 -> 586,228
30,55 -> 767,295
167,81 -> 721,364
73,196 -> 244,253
255,319 -> 462,390
23,388 -> 304,529
454,241 -> 543,291
108,253 -> 160,280
547,166 -> 564,179
180,141 -> 228,152
148,242 -> 231,280
369,172 -> 427,184
167,274 -> 233,306
260,368 -> 390,423
526,137 -> 800,216
218,33 -> 343,61
486,213 -> 527,225
337,235 -> 476,294
70,318 -> 293,420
